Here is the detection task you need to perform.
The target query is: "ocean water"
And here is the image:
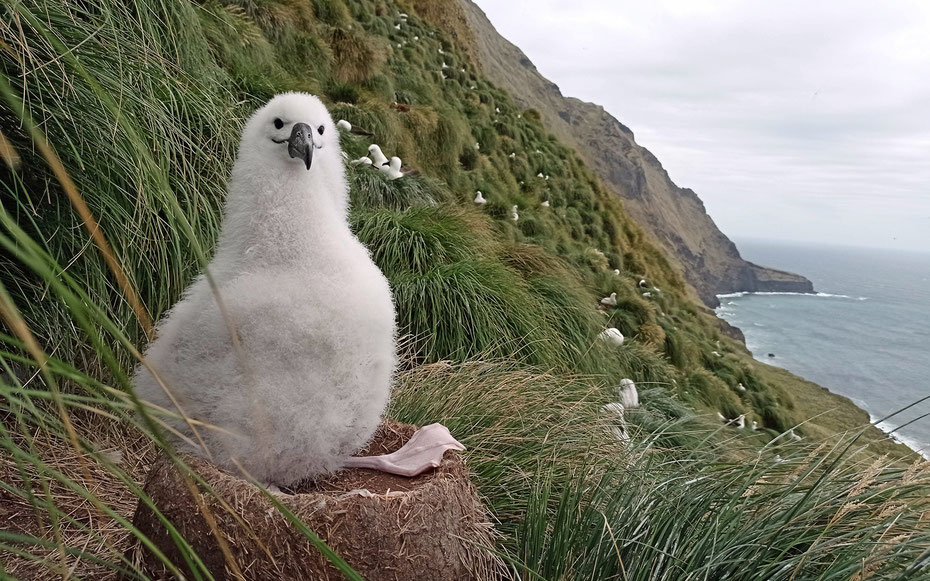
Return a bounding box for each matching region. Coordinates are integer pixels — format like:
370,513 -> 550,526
715,240 -> 930,457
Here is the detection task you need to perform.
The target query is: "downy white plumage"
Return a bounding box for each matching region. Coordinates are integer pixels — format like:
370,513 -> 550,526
133,93 -> 398,486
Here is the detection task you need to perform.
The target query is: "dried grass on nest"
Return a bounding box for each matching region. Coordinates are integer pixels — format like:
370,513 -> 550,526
130,420 -> 505,580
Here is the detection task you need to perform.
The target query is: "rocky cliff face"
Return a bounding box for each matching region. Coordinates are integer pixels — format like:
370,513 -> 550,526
454,1 -> 813,307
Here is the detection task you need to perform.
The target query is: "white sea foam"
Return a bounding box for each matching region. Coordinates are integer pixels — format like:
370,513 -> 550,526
849,400 -> 930,458
717,291 -> 867,300
874,419 -> 930,460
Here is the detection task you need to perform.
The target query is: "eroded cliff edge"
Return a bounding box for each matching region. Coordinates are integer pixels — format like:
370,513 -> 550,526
455,1 -> 814,307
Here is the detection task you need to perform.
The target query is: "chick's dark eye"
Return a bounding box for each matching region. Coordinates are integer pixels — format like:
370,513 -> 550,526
318,125 -> 325,135
273,118 -> 284,130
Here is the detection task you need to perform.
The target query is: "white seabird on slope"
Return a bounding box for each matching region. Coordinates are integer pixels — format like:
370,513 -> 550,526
133,93 -> 462,486
336,119 -> 352,132
350,156 -> 372,166
602,402 -> 629,442
368,144 -> 389,167
474,190 -> 487,204
598,327 -> 624,346
600,292 -> 617,306
511,205 -> 519,222
618,378 -> 639,409
379,156 -> 404,180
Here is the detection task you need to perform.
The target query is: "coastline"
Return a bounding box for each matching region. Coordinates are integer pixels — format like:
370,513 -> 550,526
717,291 -> 926,461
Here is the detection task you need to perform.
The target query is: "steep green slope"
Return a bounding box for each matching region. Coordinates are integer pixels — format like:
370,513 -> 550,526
453,0 -> 814,308
0,1 -> 926,579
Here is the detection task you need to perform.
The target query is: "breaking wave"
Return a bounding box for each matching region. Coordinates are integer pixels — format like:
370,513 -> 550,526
717,291 -> 867,300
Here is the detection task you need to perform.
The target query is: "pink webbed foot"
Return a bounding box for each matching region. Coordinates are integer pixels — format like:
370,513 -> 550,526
344,423 -> 465,477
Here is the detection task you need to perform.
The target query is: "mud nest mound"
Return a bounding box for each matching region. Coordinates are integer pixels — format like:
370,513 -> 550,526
130,420 -> 502,580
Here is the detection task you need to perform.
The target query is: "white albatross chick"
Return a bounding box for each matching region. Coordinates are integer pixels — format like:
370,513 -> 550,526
602,402 -> 629,442
511,205 -> 519,221
133,93 -> 461,486
368,144 -> 389,167
613,269 -> 620,275
617,378 -> 639,409
639,279 -> 647,288
474,190 -> 487,204
598,327 -> 624,346
379,156 -> 404,180
540,200 -> 550,207
350,156 -> 372,166
336,119 -> 352,132
600,292 -> 617,306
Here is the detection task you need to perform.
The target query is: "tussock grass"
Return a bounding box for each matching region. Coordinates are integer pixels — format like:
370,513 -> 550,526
330,28 -> 384,84
348,167 -> 453,209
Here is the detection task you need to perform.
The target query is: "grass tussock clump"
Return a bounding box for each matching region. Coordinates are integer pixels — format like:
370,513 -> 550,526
348,167 -> 452,210
330,28 -> 384,84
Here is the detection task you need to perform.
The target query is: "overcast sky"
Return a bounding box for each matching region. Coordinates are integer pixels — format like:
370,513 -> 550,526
474,0 -> 930,252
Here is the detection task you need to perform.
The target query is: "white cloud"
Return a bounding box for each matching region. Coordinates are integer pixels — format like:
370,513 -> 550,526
474,0 -> 930,250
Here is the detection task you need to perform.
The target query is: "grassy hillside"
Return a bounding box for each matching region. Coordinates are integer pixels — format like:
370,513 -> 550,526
1,0 -> 928,579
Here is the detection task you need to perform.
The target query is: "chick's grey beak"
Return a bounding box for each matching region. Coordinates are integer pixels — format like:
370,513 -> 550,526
287,122 -> 314,170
